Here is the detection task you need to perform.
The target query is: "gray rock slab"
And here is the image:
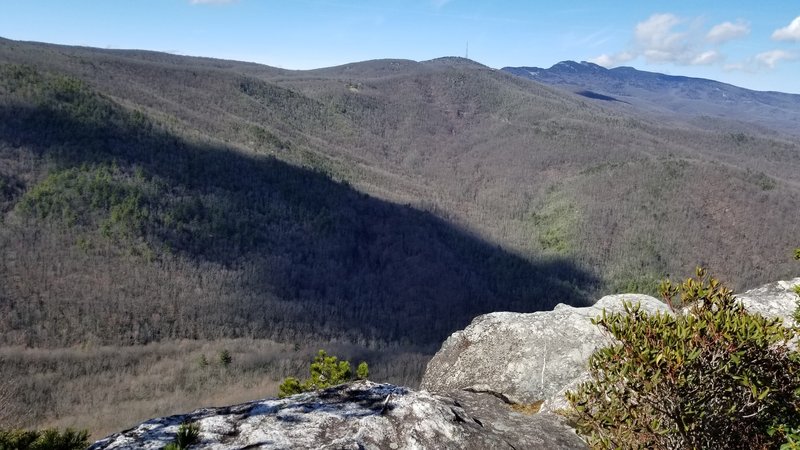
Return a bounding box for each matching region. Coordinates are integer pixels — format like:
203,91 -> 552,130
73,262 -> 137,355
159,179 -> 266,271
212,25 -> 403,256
736,277 -> 800,326
89,381 -> 586,450
420,294 -> 669,404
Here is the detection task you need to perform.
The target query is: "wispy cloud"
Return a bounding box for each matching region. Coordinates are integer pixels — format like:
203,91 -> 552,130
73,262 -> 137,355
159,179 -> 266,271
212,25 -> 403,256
591,52 -> 634,67
725,49 -> 797,72
706,20 -> 750,44
772,16 -> 800,41
755,49 -> 796,68
561,27 -> 618,51
691,50 -> 721,65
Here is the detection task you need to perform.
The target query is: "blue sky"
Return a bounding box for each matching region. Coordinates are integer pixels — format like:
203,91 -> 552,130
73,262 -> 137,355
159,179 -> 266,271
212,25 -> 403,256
1,0 -> 799,93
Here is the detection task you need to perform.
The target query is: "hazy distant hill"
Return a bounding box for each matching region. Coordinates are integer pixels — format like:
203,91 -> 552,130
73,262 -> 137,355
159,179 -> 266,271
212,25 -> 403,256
0,37 -> 798,433
503,61 -> 800,136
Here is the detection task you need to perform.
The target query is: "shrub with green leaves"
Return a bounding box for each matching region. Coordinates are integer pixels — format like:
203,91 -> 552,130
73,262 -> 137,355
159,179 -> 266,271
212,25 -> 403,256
356,361 -> 369,380
566,268 -> 800,449
163,421 -> 200,450
0,428 -> 89,450
278,350 -> 368,398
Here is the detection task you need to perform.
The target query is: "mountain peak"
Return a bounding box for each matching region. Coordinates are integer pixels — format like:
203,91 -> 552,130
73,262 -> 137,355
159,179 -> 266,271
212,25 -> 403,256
549,60 -> 606,74
424,56 -> 491,69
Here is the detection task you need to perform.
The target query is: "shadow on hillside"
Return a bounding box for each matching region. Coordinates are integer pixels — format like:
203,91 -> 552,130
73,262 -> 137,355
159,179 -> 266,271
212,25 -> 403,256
0,93 -> 597,347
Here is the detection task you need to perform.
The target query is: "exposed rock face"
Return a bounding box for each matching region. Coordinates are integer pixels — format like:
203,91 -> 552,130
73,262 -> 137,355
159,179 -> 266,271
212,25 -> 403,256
422,279 -> 800,411
736,278 -> 800,326
90,381 -> 586,450
421,293 -> 670,404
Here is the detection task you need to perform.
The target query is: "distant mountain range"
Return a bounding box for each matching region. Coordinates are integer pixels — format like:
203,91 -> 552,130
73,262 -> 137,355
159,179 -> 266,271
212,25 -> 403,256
503,61 -> 800,136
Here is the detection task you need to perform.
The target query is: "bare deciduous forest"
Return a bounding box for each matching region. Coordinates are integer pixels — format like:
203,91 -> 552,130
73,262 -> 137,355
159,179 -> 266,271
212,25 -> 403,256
0,38 -> 798,436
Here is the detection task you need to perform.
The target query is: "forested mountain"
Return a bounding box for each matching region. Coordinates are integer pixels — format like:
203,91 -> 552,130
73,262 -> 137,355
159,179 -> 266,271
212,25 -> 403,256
0,37 -> 798,434
0,41 -> 593,348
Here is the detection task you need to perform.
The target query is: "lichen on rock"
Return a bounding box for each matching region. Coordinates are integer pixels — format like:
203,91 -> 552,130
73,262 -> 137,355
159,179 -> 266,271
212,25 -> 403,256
89,381 -> 585,449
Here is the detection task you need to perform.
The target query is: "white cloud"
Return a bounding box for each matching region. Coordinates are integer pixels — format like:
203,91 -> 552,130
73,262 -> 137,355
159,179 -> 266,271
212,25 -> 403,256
772,16 -> 800,41
594,13 -> 722,67
591,52 -> 634,67
633,13 -> 689,61
725,50 -> 797,72
755,49 -> 796,68
707,20 -> 750,43
634,14 -> 683,47
432,0 -> 454,8
591,54 -> 613,66
691,50 -> 721,65
190,0 -> 236,4
590,14 -> 768,68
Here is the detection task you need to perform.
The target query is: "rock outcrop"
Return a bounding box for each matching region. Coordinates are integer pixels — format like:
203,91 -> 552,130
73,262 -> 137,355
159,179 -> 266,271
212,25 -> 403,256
89,381 -> 586,450
736,278 -> 800,327
421,293 -> 670,404
421,278 -> 800,412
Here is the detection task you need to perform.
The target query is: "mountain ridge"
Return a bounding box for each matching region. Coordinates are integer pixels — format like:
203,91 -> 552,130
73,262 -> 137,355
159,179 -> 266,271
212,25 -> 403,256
505,59 -> 800,95
502,60 -> 800,136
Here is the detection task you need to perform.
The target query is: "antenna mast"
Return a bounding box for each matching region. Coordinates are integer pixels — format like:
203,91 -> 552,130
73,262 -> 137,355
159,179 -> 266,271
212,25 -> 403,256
466,41 -> 469,59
